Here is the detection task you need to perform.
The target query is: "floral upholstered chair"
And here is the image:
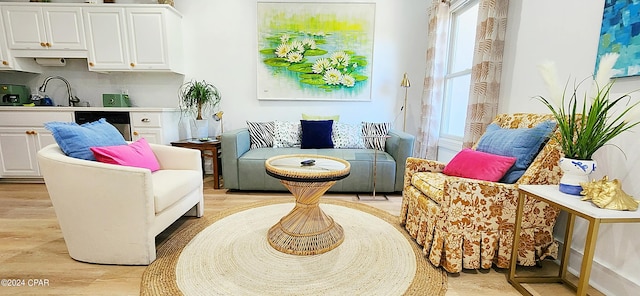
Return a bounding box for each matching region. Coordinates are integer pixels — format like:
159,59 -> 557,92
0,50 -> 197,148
400,113 -> 562,273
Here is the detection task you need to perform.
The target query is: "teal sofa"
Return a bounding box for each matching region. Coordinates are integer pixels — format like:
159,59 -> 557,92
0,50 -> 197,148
221,128 -> 415,193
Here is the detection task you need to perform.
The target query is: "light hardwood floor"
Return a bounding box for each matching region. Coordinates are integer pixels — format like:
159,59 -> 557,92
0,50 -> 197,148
0,178 -> 603,295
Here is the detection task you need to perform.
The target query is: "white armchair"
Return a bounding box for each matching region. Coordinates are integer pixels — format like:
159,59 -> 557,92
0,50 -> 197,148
37,143 -> 204,265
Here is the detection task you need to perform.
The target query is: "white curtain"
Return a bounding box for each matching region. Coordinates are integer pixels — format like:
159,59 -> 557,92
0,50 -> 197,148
416,0 -> 510,157
415,0 -> 450,159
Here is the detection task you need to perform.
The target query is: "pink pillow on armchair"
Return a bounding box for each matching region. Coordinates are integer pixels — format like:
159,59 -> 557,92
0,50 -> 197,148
443,148 -> 516,182
90,138 -> 160,172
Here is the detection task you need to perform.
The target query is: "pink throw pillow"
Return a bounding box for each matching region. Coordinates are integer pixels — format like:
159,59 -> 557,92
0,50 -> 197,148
443,148 -> 516,182
90,138 -> 160,172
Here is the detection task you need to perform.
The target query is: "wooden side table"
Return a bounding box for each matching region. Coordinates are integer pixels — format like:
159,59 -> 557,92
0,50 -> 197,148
170,139 -> 222,189
509,185 -> 640,296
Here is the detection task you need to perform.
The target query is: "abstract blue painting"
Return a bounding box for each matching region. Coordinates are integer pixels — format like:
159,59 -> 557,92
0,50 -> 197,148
596,0 -> 640,78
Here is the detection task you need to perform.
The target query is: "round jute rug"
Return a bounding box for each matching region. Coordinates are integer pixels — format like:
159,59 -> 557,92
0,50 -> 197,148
141,198 -> 447,296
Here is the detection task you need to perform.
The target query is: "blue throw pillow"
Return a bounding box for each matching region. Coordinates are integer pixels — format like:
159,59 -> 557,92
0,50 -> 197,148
45,118 -> 127,161
300,120 -> 334,149
476,120 -> 556,183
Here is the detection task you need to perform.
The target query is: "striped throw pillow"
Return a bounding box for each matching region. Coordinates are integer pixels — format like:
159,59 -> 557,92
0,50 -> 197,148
361,122 -> 391,151
246,121 -> 274,149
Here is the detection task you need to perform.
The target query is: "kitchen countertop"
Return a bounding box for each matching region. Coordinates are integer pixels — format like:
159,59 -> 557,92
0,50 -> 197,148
0,106 -> 180,112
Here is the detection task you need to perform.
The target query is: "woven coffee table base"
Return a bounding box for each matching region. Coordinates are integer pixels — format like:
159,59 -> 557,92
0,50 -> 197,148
267,180 -> 345,255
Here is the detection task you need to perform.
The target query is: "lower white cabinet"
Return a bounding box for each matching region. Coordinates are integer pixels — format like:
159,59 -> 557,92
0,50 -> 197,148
130,110 -> 179,145
0,108 -> 179,179
0,111 -> 72,177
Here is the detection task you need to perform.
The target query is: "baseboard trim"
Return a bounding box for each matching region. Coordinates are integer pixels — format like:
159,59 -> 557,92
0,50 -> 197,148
557,241 -> 640,295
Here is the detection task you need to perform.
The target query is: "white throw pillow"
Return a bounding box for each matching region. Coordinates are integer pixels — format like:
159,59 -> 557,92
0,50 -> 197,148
332,122 -> 365,149
273,120 -> 302,148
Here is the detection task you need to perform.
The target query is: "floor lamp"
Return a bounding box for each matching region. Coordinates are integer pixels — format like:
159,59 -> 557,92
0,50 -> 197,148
400,73 -> 411,132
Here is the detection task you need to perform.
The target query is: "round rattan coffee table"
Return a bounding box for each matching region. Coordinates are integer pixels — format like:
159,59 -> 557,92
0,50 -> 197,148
265,154 -> 351,255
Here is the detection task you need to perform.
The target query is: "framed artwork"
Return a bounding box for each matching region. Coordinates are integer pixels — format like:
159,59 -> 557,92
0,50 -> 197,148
596,0 -> 640,78
257,2 -> 376,101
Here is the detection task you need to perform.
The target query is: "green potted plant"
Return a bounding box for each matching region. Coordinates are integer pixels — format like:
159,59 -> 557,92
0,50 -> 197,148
536,53 -> 640,195
178,80 -> 222,139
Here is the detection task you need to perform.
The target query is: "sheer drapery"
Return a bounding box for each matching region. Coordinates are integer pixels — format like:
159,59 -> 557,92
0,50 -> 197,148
416,0 -> 509,157
462,0 -> 509,148
415,0 -> 450,159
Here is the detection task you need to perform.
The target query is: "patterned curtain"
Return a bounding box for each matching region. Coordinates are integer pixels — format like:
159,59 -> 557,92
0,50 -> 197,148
415,0 -> 450,159
461,0 -> 510,148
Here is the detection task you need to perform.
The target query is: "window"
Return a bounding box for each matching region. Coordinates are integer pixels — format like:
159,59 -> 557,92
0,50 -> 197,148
440,0 -> 478,140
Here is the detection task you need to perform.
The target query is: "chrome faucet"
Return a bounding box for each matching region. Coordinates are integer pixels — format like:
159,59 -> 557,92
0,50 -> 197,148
38,76 -> 80,107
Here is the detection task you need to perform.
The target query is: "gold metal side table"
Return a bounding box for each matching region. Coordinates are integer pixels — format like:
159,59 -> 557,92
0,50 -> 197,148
357,135 -> 391,201
509,185 -> 640,296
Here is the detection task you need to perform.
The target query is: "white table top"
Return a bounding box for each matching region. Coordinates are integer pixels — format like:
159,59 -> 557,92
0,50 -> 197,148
519,185 -> 640,221
265,154 -> 350,182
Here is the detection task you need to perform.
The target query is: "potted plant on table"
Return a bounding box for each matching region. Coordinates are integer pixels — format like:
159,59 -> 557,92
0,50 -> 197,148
536,53 -> 640,195
178,80 -> 222,140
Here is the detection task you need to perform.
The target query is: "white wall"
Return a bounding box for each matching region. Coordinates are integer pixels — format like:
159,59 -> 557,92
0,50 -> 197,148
172,0 -> 428,131
0,0 -> 429,135
502,1 -> 640,294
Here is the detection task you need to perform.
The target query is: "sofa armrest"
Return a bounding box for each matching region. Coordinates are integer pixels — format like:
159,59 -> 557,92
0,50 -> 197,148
386,129 -> 416,191
150,143 -> 201,173
221,128 -> 251,189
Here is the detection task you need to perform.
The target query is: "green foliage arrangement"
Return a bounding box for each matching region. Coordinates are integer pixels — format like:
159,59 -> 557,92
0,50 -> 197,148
536,53 -> 640,160
178,80 -> 221,120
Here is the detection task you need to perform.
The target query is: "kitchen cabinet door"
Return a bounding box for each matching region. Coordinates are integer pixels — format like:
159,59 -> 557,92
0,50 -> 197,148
2,6 -> 85,51
84,6 -> 182,73
132,128 -> 162,145
0,15 -> 11,70
83,7 -> 130,71
126,8 -> 169,71
0,127 -> 53,177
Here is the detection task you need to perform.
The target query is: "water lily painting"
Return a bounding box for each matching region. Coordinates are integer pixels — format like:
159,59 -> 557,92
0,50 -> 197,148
595,0 -> 640,78
257,2 -> 376,101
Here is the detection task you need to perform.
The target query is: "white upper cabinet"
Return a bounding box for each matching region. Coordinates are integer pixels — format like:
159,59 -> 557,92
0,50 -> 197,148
83,7 -> 129,70
84,6 -> 183,73
0,8 -> 41,73
1,5 -> 86,56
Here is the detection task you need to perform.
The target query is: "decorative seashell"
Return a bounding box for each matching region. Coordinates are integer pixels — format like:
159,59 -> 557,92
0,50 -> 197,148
580,176 -> 640,211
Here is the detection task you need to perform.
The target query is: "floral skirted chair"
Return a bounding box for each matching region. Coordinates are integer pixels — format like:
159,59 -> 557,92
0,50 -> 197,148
400,113 -> 563,273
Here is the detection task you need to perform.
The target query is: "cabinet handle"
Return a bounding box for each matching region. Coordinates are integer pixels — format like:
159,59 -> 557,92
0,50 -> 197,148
25,130 -> 36,135
89,62 -> 95,67
2,61 -> 8,66
45,42 -> 51,47
141,118 -> 150,123
133,131 -> 139,136
40,42 -> 46,47
130,63 -> 135,67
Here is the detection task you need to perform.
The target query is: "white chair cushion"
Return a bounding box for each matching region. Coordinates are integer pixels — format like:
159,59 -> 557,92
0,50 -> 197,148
152,170 -> 202,214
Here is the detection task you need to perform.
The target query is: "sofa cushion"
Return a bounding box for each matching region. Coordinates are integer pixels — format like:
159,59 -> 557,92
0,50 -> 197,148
44,118 -> 127,161
332,122 -> 365,149
411,172 -> 446,204
273,120 -> 301,148
443,148 -> 516,182
246,121 -> 274,149
152,170 -> 202,214
362,122 -> 391,151
90,138 -> 160,172
476,120 -> 556,183
300,120 -> 334,149
237,148 -> 397,192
